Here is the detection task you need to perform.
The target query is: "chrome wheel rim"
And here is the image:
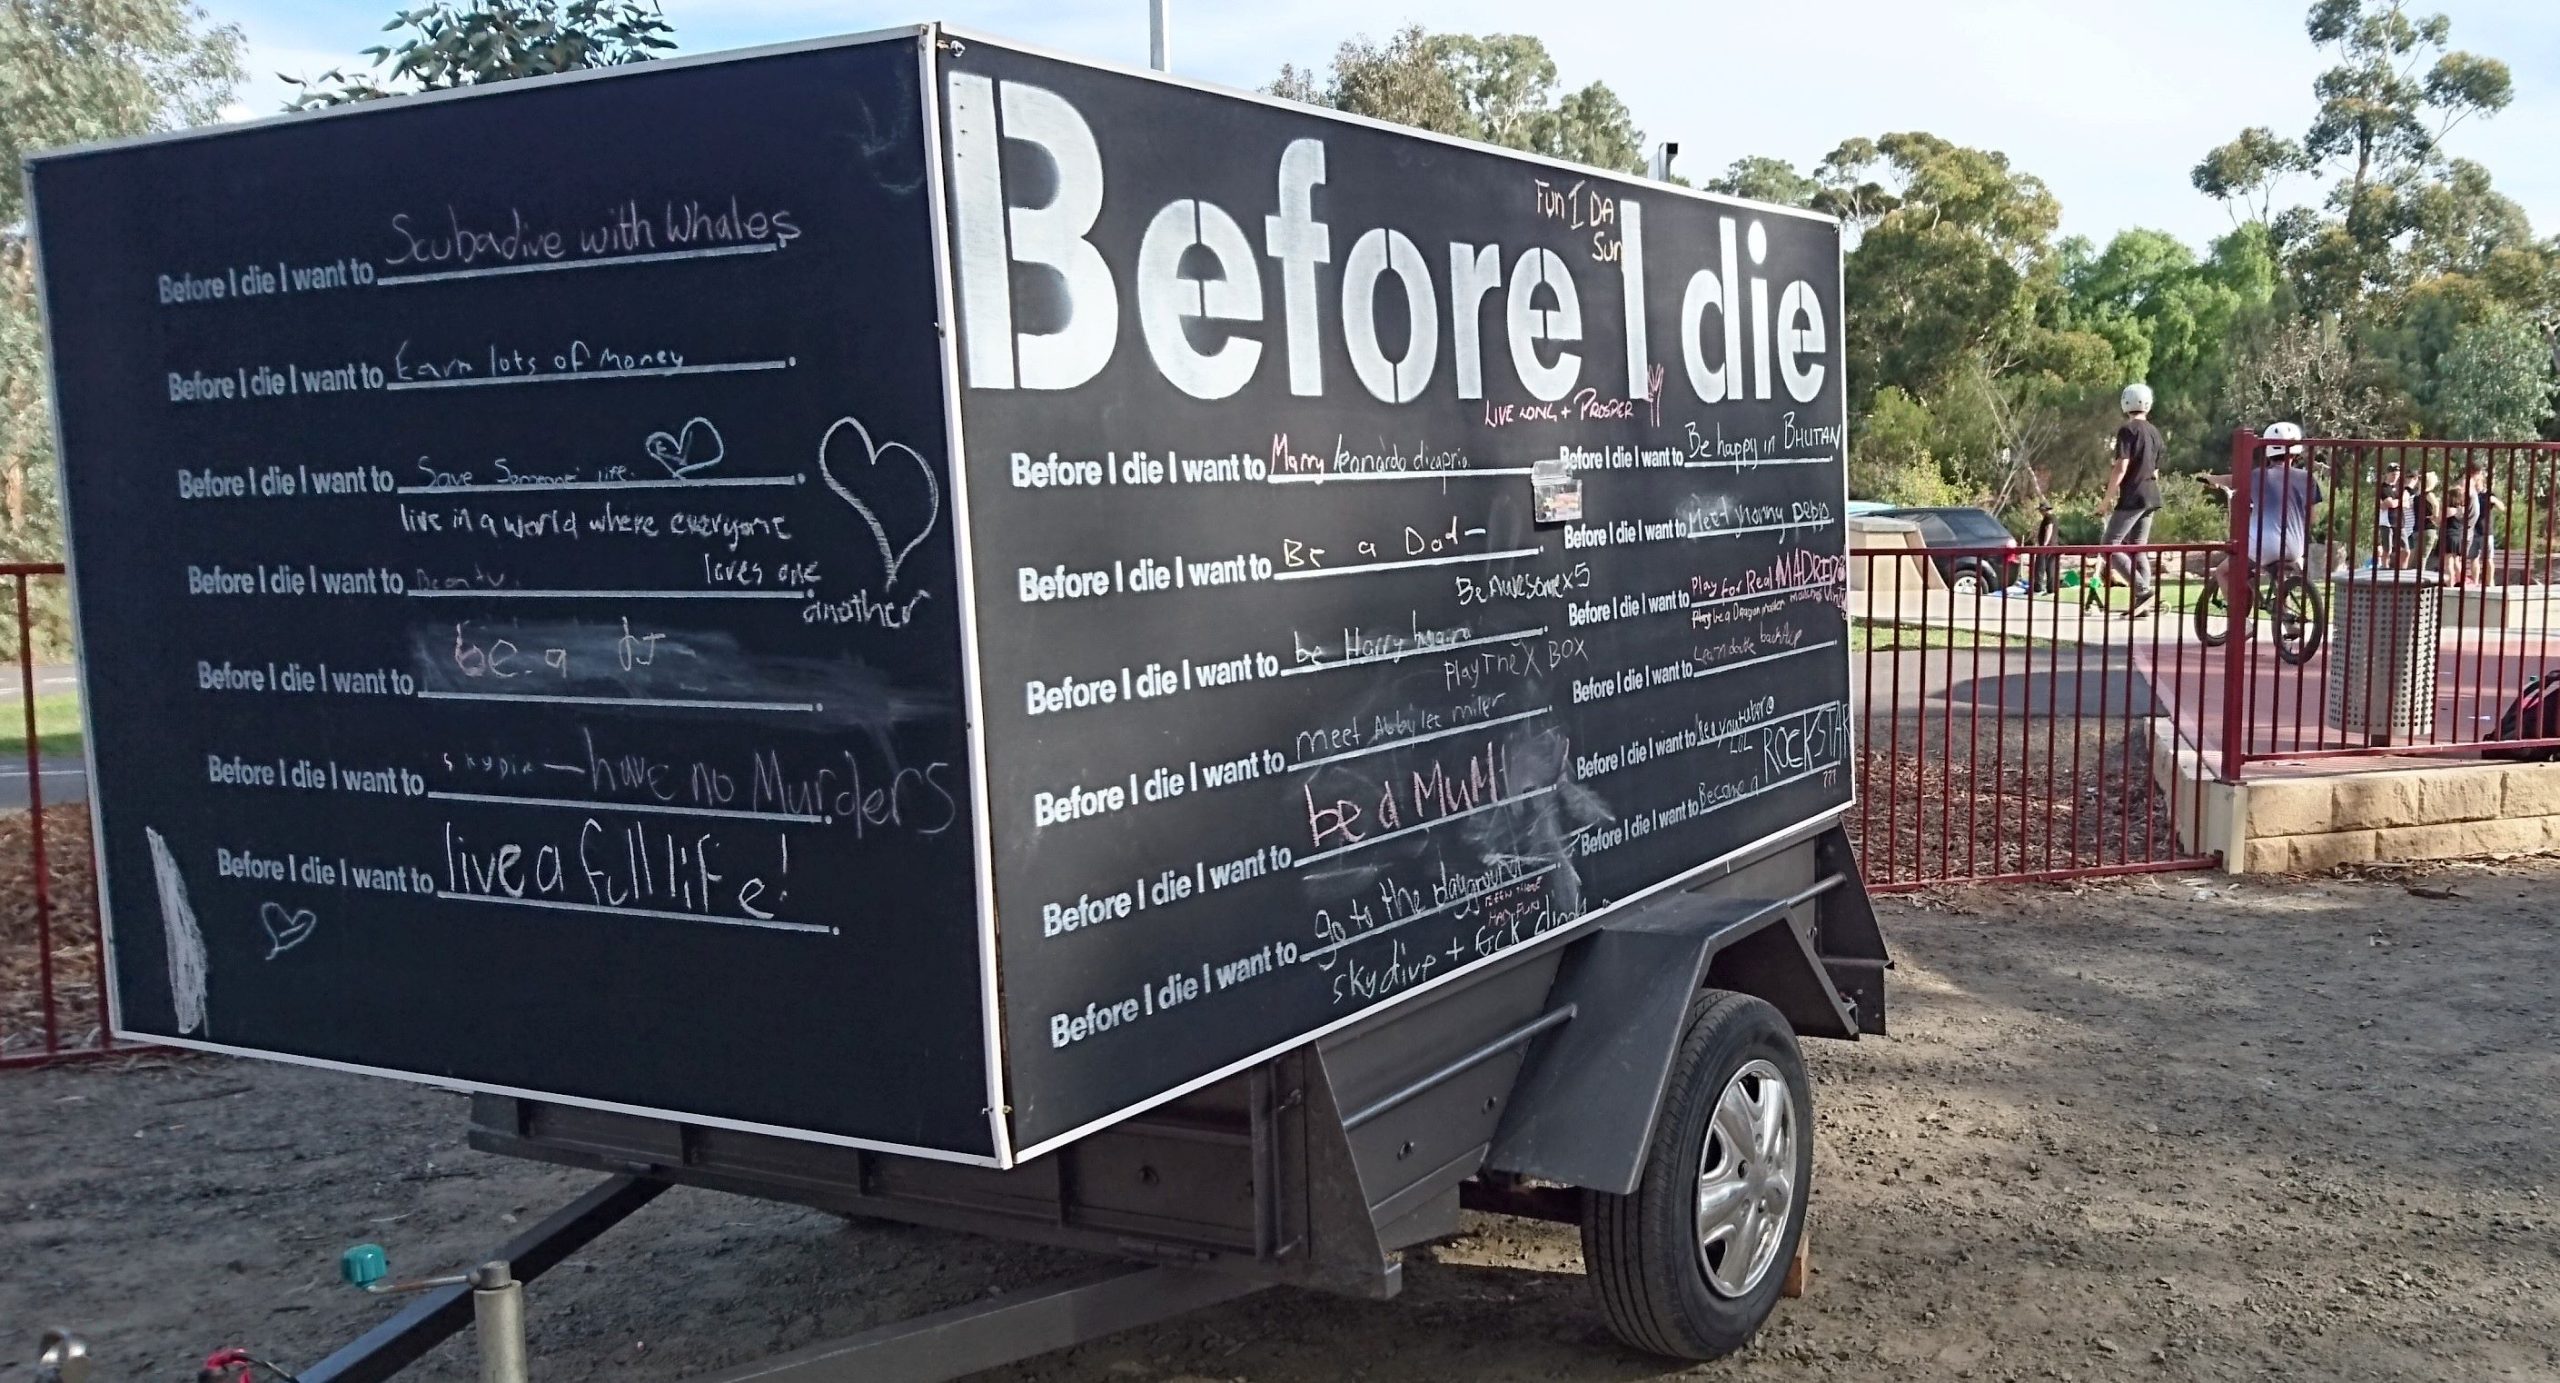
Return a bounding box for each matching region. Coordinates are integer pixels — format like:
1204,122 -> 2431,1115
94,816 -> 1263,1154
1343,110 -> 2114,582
1694,1058 -> 1796,1298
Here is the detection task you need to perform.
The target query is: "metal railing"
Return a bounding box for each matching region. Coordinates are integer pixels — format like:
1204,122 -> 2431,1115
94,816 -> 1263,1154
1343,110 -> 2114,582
2223,433 -> 2560,772
0,562 -> 120,1068
1849,541 -> 2228,887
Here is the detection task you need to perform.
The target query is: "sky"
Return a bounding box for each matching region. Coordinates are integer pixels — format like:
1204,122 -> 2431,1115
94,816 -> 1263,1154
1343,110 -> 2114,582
218,0 -> 2560,252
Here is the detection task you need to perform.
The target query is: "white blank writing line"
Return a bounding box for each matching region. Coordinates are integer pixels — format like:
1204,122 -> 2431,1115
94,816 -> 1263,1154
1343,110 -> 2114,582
1688,640 -> 1844,679
405,588 -> 811,601
1297,861 -> 1567,963
384,359 -> 791,391
1680,453 -> 1837,469
436,890 -> 832,935
1290,706 -> 1552,772
1680,519 -> 1839,539
1688,577 -> 1845,610
1280,625 -> 1547,678
427,790 -> 825,824
1265,467 -> 1536,484
417,690 -> 819,712
395,475 -> 803,495
1273,546 -> 1544,582
1295,785 -> 1559,869
376,243 -> 780,287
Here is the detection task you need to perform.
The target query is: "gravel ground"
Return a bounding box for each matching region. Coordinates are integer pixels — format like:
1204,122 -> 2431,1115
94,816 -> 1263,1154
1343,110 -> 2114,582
4,862 -> 2556,1383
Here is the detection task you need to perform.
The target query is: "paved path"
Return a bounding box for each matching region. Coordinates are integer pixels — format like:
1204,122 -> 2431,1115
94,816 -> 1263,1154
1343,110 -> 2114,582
0,757 -> 85,809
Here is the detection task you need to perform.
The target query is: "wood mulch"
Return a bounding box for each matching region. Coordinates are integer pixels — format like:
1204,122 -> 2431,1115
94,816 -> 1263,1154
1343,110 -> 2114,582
0,806 -> 104,1057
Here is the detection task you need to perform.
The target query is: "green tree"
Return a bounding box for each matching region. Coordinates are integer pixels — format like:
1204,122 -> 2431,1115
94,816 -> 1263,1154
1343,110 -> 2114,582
286,0 -> 672,107
1819,133 -> 2063,406
2218,314 -> 2391,439
2191,126 -> 2305,226
2056,224 -> 2279,462
1270,28 -> 1644,174
2431,309 -> 2553,440
1705,155 -> 1818,209
2300,0 -> 2511,204
1,0 -> 242,583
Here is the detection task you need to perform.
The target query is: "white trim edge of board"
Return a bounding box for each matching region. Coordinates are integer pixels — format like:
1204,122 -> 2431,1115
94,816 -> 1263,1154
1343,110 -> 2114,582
103,1029 -> 1011,1167
20,157 -> 133,1046
916,29 -> 1023,1170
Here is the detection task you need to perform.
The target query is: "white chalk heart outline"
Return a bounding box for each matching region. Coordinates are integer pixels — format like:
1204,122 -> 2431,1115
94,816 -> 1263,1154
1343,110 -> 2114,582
818,417 -> 941,589
644,417 -> 725,478
259,901 -> 317,960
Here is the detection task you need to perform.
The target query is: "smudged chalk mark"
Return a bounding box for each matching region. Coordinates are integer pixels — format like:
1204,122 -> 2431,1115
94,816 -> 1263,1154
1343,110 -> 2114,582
145,828 -> 208,1035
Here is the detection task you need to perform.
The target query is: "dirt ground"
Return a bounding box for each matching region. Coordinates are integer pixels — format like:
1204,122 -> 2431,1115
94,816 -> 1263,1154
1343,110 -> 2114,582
5,863 -> 2556,1383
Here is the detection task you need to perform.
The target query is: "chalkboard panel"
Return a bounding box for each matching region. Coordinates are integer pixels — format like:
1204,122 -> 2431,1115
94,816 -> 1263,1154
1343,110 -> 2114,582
32,34 -> 998,1158
939,42 -> 1852,1153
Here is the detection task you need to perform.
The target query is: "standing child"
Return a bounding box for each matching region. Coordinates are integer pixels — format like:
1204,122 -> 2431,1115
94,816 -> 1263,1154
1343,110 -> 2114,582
2376,460 -> 2413,570
2462,455 -> 2503,587
2100,384 -> 2165,616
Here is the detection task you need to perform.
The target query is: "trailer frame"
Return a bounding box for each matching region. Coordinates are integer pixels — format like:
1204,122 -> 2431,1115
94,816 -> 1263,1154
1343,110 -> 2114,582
290,817 -> 1882,1382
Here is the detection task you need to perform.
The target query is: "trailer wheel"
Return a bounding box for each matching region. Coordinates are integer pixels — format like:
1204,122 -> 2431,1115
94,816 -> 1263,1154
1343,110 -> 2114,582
1580,990 -> 1811,1361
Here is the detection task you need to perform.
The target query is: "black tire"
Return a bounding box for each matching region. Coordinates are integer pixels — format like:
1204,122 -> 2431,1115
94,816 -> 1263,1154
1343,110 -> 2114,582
1948,563 -> 1986,597
1581,991 -> 1813,1362
2272,571 -> 2326,665
2193,568 -> 2231,647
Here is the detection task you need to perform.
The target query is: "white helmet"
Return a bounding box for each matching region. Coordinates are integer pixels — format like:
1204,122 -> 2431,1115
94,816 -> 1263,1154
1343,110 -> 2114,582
2121,383 -> 2154,414
2263,421 -> 2304,458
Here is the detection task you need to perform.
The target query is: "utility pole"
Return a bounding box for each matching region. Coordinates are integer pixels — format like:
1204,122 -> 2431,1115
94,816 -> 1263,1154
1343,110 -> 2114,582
1150,0 -> 1170,72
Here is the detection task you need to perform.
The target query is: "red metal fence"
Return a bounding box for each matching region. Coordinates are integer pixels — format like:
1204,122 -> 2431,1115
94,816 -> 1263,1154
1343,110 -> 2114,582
2223,433 -> 2560,772
0,563 -> 121,1068
1847,542 -> 2226,889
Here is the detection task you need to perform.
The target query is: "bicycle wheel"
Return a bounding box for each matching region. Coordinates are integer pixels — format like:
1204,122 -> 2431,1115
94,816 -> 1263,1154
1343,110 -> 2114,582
2272,570 -> 2326,665
2193,567 -> 2231,647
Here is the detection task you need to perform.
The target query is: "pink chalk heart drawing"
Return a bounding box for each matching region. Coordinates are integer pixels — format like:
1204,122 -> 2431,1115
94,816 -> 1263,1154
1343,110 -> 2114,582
818,416 -> 941,589
259,901 -> 317,959
644,416 -> 724,478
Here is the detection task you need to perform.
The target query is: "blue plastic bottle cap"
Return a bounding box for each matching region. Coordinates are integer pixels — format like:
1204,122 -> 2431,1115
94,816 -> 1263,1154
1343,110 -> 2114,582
340,1242 -> 389,1287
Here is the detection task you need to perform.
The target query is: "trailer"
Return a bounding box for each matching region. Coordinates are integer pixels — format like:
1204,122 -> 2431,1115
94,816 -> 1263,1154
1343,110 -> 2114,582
25,23 -> 1885,1378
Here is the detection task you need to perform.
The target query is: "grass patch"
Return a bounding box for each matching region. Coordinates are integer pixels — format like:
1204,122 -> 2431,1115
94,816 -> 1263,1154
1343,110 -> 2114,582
0,691 -> 84,759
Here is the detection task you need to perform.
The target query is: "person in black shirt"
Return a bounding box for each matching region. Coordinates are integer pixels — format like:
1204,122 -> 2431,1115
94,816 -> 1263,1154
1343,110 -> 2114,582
2099,383 -> 2164,616
2030,503 -> 2061,594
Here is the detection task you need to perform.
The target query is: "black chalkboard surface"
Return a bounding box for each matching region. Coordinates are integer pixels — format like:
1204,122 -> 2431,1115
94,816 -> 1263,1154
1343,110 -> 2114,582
33,26 -> 1849,1165
32,34 -> 997,1159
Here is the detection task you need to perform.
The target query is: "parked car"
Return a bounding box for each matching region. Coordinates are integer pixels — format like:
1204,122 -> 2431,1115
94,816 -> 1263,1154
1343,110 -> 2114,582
1871,506 -> 2021,595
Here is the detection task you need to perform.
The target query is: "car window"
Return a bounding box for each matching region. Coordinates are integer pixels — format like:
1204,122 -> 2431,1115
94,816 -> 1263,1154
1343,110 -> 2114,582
1909,514 -> 1957,545
1943,511 -> 2009,543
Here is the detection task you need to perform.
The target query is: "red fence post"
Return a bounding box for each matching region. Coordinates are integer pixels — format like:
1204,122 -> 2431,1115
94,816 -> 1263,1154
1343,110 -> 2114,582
15,572 -> 58,1056
2220,430 -> 2257,783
